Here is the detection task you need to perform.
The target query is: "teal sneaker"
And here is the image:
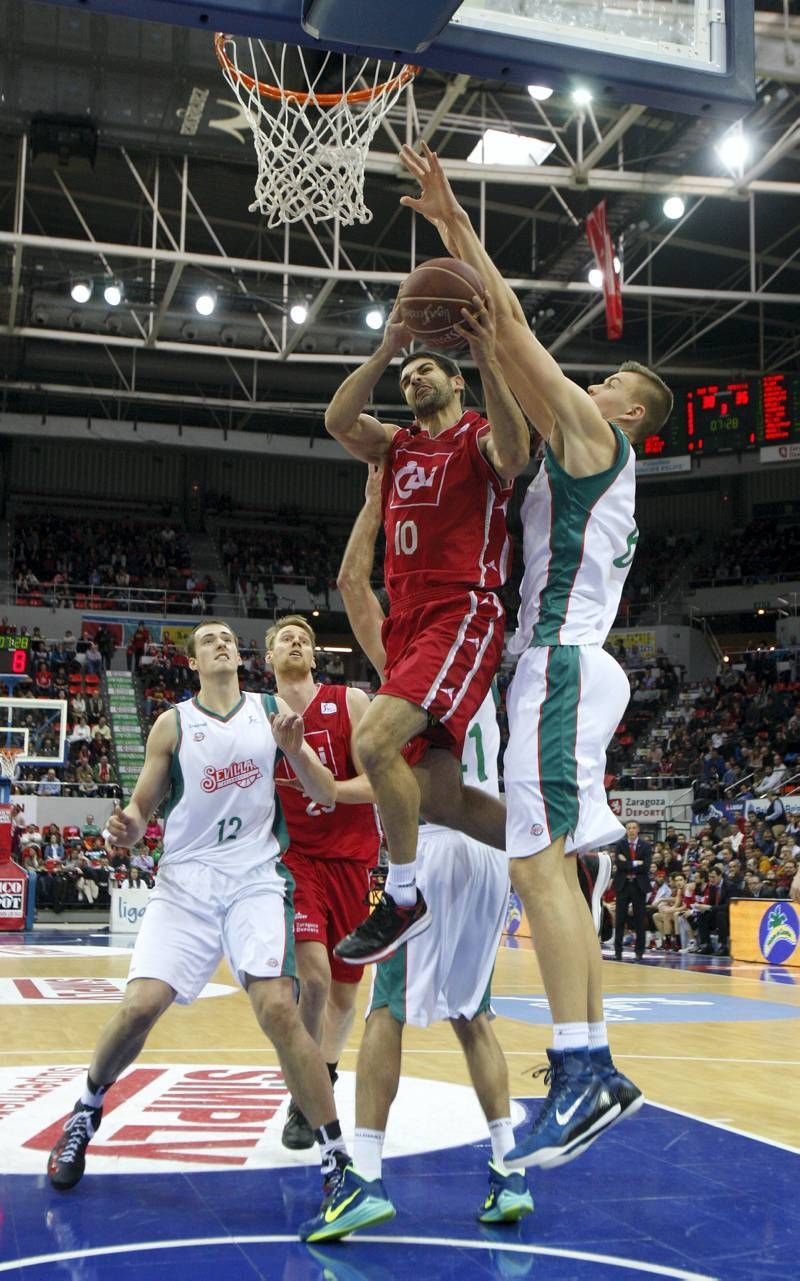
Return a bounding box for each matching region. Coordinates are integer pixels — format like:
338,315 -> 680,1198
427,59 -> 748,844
298,1165 -> 396,1243
478,1161 -> 534,1224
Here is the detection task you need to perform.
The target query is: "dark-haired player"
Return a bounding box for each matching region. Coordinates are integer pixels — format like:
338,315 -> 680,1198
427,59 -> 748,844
399,141 -> 668,1169
324,297 -> 530,963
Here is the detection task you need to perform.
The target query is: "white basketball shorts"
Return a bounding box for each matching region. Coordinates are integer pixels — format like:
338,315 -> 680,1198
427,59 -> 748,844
367,826 -> 509,1027
504,644 -> 629,860
127,854 -> 296,1004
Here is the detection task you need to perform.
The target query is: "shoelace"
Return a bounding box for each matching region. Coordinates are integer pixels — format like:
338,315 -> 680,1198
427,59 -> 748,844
58,1110 -> 94,1163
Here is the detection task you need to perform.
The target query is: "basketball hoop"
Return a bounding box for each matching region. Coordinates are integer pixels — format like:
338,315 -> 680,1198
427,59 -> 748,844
0,748 -> 23,783
215,33 -> 419,227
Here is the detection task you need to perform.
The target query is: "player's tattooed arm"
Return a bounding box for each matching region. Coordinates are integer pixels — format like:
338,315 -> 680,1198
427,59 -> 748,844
270,702 -> 337,806
325,314 -> 408,463
337,464 -> 387,679
106,706 -> 178,848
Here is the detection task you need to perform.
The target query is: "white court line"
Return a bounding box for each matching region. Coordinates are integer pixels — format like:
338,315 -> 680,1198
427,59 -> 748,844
0,1232 -> 720,1280
650,1099 -> 800,1157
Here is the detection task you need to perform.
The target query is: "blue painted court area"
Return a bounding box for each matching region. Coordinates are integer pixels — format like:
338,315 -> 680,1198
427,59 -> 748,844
493,993 -> 800,1024
1,1103 -> 797,1281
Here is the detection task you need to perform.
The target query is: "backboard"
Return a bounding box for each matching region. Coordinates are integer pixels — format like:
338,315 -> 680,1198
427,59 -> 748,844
34,0 -> 755,115
0,699 -> 68,766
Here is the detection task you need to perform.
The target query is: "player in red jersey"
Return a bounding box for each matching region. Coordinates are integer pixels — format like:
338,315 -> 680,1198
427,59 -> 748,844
267,614 -> 380,1150
325,298 -> 530,963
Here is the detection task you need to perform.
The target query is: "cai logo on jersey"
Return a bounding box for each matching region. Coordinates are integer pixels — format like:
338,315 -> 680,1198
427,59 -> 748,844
758,902 -> 799,965
275,730 -> 338,780
390,449 -> 451,508
201,758 -> 262,792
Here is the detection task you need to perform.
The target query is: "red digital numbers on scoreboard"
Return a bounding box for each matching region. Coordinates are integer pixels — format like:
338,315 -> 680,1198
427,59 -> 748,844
762,373 -> 790,442
11,649 -> 27,674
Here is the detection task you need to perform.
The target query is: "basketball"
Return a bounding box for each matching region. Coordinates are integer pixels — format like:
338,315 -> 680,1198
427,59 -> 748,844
397,257 -> 486,349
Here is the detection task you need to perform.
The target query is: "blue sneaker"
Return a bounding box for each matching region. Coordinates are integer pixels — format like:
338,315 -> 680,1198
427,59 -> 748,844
298,1165 -> 396,1243
591,1046 -> 644,1121
478,1160 -> 534,1223
506,1048 -> 620,1171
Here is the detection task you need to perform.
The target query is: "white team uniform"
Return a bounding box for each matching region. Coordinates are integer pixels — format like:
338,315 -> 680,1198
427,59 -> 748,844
504,426 -> 635,859
127,691 -> 295,1003
367,689 -> 509,1027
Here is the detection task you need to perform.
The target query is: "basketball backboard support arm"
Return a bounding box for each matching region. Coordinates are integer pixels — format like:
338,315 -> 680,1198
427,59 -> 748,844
35,0 -> 755,116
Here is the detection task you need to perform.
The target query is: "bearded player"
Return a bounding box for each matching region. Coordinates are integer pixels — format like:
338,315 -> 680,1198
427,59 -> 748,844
325,294 -> 530,965
266,614 -> 379,1151
398,142 -> 669,1168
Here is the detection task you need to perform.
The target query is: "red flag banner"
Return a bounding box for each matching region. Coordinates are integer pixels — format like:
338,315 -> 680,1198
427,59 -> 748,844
585,199 -> 623,341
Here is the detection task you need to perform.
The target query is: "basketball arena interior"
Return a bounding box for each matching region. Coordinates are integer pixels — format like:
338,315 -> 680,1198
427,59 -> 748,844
0,2 -> 799,1279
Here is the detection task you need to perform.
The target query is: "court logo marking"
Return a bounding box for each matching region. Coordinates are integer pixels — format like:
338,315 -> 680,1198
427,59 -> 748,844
494,993 -> 800,1024
0,978 -> 236,1005
0,1068 -> 523,1175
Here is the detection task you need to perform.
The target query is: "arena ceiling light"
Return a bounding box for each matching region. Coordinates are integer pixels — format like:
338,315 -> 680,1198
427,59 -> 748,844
103,280 -> 124,306
663,196 -> 686,220
194,292 -> 216,316
365,307 -> 384,331
527,84 -> 553,101
290,302 -> 309,325
467,128 -> 555,166
571,87 -> 593,106
70,278 -> 92,304
588,258 -> 620,288
715,124 -> 750,175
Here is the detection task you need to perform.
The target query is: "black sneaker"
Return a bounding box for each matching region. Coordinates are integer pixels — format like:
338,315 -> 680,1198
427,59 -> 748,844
282,1099 -> 315,1151
334,889 -> 431,965
47,1102 -> 102,1190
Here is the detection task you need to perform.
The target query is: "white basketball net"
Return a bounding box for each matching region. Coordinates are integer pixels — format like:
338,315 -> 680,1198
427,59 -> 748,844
215,35 -> 418,228
0,748 -> 22,781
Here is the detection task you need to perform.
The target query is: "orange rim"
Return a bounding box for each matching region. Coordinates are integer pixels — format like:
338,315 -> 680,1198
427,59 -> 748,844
215,32 -> 419,106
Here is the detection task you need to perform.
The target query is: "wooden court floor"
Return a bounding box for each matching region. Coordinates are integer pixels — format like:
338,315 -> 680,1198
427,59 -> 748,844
2,933 -> 798,1151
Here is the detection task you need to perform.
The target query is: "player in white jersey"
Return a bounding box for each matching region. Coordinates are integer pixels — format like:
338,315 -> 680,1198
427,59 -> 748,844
47,620 -> 350,1238
400,142 -> 673,1170
300,465 -> 533,1243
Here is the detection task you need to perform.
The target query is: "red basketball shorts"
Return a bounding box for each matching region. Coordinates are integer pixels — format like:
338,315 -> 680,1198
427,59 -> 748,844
282,850 -> 372,983
379,589 -> 505,764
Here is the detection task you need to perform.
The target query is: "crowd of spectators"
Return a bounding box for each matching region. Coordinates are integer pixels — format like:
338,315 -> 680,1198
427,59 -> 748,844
612,648 -> 800,795
690,515 -> 800,587
0,622 -> 121,799
12,514 -> 214,614
605,809 -> 799,956
219,520 -> 351,616
617,530 -> 694,620
12,808 -> 161,912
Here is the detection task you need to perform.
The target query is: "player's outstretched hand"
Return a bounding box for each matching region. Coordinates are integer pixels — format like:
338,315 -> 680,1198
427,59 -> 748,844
365,462 -> 383,505
399,141 -> 461,239
105,804 -> 138,848
269,711 -> 305,757
381,304 -> 412,357
454,292 -> 495,366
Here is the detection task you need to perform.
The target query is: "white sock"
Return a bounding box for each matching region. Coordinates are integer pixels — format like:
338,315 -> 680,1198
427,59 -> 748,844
353,1127 -> 384,1182
488,1116 -> 515,1173
385,860 -> 417,908
588,1021 -> 609,1051
552,1022 -> 589,1053
80,1076 -> 110,1109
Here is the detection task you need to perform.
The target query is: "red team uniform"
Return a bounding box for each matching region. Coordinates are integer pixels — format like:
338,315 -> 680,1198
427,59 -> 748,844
276,683 -> 380,981
379,409 -> 513,760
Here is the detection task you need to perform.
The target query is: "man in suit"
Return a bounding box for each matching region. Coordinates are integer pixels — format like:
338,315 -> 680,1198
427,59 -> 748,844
696,865 -> 731,954
613,821 -> 652,960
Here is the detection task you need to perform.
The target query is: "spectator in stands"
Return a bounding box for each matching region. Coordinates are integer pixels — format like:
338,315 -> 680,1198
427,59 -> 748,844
42,827 -> 64,862
91,715 -> 112,743
69,716 -> 91,754
34,661 -> 53,696
94,625 -> 115,669
86,690 -> 104,722
36,768 -> 61,797
696,866 -> 730,955
763,791 -> 787,840
757,753 -> 788,795
82,814 -> 102,842
93,755 -> 115,797
76,763 -> 97,796
758,870 -> 779,898
726,858 -> 747,896
84,641 -> 104,676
